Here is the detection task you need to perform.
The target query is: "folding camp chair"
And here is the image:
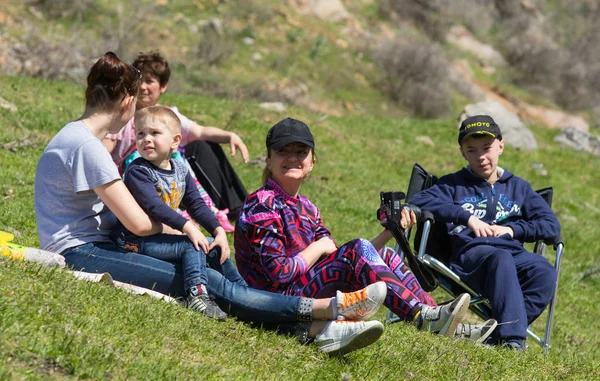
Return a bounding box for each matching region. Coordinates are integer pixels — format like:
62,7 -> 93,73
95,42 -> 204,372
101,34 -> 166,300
385,163 -> 565,354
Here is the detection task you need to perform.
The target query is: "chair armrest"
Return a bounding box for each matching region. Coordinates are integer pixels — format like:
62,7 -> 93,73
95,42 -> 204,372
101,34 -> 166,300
422,211 -> 435,223
551,236 -> 564,250
541,236 -> 564,250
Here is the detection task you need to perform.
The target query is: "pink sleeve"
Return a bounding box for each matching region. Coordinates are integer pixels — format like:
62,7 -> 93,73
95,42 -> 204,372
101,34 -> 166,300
169,107 -> 192,146
105,118 -> 135,166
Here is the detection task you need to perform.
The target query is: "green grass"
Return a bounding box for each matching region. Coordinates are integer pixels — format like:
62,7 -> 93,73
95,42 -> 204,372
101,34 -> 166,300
1,74 -> 600,379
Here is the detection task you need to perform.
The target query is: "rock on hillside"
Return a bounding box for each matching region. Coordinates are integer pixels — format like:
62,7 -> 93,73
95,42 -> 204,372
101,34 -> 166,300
459,100 -> 537,151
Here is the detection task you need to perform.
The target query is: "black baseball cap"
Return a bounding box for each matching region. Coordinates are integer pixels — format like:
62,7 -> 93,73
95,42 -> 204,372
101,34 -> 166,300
266,117 -> 315,150
458,115 -> 502,144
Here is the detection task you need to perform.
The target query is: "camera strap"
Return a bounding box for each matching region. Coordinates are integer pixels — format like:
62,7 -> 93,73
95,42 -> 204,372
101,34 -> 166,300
381,205 -> 439,292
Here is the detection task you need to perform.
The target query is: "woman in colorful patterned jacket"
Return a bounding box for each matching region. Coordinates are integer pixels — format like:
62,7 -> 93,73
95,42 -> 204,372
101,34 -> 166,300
235,117 -> 498,343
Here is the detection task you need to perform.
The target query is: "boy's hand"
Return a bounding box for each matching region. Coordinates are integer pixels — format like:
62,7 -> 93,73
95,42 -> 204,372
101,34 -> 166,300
400,208 -> 417,230
491,225 -> 514,238
182,221 -> 209,253
468,216 -> 495,237
209,227 -> 230,264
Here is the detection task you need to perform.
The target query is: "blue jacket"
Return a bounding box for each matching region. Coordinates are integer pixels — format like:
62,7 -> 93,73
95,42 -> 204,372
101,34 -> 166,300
410,167 -> 561,259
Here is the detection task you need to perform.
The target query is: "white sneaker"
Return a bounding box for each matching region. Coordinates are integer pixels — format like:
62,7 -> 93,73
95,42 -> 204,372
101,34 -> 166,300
337,282 -> 387,321
315,320 -> 384,355
419,293 -> 470,337
454,318 -> 498,344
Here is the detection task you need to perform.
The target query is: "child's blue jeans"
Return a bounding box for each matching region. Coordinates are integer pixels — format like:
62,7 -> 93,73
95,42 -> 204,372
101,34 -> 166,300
112,230 -> 209,293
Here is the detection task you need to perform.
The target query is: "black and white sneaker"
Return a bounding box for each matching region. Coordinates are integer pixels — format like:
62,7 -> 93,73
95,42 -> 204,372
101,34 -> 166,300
418,293 -> 470,337
185,294 -> 227,321
454,318 -> 498,344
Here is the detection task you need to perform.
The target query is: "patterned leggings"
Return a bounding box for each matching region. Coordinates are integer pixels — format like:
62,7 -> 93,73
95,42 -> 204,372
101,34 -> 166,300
286,238 -> 437,322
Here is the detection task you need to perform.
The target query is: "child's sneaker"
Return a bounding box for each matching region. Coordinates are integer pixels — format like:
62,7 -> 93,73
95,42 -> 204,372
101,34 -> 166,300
418,293 -> 470,337
216,208 -> 235,233
336,282 -> 387,321
315,320 -> 384,356
454,318 -> 498,344
185,293 -> 227,321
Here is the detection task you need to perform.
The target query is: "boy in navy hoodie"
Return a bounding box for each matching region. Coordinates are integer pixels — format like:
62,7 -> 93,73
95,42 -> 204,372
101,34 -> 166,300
410,115 -> 560,350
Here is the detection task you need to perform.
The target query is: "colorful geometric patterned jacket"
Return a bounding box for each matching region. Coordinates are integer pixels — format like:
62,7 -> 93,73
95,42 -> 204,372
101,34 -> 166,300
234,178 -> 332,294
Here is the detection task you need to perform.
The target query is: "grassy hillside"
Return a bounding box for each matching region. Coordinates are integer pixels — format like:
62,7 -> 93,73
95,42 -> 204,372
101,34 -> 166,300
8,0 -> 600,124
0,74 -> 599,379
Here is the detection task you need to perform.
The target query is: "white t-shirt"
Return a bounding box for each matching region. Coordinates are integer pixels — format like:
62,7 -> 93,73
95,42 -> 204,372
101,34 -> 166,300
106,106 -> 193,165
34,121 -> 120,253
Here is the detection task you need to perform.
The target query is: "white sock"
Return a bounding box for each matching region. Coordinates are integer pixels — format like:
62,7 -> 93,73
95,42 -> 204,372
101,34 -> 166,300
331,293 -> 340,319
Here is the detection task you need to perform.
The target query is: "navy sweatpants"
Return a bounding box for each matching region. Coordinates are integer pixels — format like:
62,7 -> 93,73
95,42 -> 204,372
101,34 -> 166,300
450,245 -> 556,342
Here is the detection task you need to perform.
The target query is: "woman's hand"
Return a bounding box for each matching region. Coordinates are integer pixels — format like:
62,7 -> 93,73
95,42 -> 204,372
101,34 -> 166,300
161,224 -> 183,235
229,133 -> 249,164
297,237 -> 337,269
182,221 -> 209,253
316,237 -> 337,257
188,124 -> 249,163
209,227 -> 230,264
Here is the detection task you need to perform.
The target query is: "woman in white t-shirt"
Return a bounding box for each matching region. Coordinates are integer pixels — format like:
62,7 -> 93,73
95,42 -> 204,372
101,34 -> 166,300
33,52 -> 387,356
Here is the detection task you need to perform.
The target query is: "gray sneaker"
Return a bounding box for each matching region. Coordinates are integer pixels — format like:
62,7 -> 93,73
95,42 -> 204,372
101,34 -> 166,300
315,320 -> 384,356
418,293 -> 470,337
185,294 -> 227,321
454,318 -> 498,344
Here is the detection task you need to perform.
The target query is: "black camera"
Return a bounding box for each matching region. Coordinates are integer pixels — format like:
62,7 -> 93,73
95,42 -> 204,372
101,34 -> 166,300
378,191 -> 423,229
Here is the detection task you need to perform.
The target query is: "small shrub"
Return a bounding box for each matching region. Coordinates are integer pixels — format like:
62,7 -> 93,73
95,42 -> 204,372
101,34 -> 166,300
500,24 -> 566,97
9,22 -> 88,81
226,1 -> 275,25
309,35 -> 325,61
495,1 -> 600,111
286,29 -> 303,43
98,0 -> 158,60
378,0 -> 448,41
378,0 -> 497,40
196,23 -> 235,66
498,15 -> 600,111
31,0 -> 96,21
374,38 -> 451,118
557,20 -> 600,110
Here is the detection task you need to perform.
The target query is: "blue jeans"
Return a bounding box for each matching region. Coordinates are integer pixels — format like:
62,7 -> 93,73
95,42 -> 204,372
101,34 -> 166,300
113,231 -> 208,292
62,242 -> 306,324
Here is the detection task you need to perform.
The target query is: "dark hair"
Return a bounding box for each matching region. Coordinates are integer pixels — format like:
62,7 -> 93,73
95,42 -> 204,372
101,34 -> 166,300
85,52 -> 141,110
261,148 -> 317,184
132,51 -> 171,86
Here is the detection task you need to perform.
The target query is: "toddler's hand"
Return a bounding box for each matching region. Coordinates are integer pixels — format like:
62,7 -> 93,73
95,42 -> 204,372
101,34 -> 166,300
468,216 -> 494,237
182,221 -> 209,253
209,227 -> 230,264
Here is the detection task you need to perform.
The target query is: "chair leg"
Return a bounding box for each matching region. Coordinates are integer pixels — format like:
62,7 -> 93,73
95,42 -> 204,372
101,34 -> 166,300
542,242 -> 564,354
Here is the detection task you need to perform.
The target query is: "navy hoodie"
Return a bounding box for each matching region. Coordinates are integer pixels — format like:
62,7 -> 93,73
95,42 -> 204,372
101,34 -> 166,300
410,166 -> 560,260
